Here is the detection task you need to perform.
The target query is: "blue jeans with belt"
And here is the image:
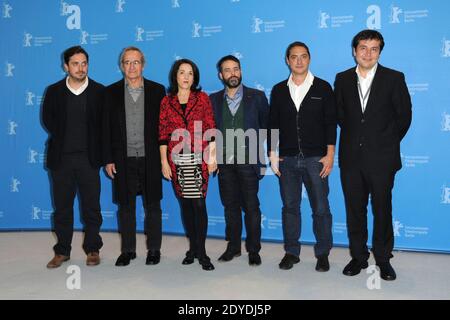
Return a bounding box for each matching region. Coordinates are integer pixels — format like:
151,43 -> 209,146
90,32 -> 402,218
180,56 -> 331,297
279,154 -> 333,258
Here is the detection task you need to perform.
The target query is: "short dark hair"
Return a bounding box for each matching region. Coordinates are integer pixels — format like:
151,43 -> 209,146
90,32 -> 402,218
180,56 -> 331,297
63,46 -> 89,65
216,55 -> 241,73
285,41 -> 310,60
168,58 -> 201,95
352,29 -> 385,52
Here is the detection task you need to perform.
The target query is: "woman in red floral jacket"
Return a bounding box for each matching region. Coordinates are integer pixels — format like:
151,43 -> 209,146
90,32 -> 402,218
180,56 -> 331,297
159,59 -> 217,271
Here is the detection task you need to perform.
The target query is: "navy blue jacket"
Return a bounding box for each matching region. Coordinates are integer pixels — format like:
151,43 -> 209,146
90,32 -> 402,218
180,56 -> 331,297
209,85 -> 269,179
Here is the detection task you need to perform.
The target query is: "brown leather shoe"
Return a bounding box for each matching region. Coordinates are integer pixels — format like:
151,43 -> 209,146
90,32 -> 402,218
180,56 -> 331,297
86,252 -> 100,266
46,254 -> 70,269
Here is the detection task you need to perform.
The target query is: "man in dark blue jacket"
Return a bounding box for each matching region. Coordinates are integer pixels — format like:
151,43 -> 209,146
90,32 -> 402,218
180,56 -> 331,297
269,42 -> 337,272
209,55 -> 269,266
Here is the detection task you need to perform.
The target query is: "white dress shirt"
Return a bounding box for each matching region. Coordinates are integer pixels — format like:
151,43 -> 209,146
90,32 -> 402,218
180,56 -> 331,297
287,71 -> 314,112
66,76 -> 89,95
355,63 -> 377,113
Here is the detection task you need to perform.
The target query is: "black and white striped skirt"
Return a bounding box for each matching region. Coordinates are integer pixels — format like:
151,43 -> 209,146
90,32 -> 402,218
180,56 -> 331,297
172,153 -> 204,198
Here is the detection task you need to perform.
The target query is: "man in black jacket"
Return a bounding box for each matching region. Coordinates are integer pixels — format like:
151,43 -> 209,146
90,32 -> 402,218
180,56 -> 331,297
42,46 -> 105,268
269,42 -> 336,272
103,47 -> 165,267
334,30 -> 412,281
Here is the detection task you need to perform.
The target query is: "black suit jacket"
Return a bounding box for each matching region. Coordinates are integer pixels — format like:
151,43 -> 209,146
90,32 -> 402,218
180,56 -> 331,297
103,78 -> 165,205
42,78 -> 105,170
334,64 -> 412,172
209,85 -> 269,179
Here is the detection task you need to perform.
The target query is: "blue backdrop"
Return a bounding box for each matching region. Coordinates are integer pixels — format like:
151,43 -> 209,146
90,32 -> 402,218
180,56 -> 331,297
1,0 -> 449,253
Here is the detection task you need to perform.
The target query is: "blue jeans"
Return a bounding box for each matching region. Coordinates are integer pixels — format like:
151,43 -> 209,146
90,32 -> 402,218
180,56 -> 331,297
279,155 -> 333,257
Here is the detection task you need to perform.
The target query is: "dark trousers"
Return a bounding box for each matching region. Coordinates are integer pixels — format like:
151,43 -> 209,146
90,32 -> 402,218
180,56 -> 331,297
218,164 -> 261,254
179,197 -> 210,262
50,153 -> 103,256
279,155 -> 333,258
340,167 -> 395,264
118,157 -> 162,253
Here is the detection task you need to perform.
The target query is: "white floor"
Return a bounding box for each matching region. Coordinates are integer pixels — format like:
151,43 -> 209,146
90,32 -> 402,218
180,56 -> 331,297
0,231 -> 449,300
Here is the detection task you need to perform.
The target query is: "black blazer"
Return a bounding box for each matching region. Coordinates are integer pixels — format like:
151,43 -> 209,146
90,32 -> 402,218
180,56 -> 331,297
103,78 -> 165,205
209,85 -> 269,179
42,78 -> 105,170
334,64 -> 412,172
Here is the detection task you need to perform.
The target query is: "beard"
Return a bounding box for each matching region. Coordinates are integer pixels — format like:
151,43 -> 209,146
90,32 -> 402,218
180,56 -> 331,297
71,72 -> 87,83
224,75 -> 242,89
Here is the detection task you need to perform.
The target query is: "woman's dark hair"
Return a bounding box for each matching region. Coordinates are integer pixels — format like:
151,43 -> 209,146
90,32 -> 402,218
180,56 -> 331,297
168,58 -> 201,95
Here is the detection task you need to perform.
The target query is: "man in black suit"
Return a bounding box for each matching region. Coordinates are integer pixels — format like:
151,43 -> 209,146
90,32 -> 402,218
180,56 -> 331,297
269,42 -> 336,272
209,55 -> 269,266
43,46 -> 104,268
334,30 -> 412,281
103,47 -> 165,266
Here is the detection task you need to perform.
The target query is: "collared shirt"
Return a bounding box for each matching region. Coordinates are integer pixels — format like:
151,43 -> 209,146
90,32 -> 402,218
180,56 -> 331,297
287,71 -> 314,111
224,83 -> 243,116
66,76 -> 89,95
125,79 -> 144,103
355,63 -> 378,113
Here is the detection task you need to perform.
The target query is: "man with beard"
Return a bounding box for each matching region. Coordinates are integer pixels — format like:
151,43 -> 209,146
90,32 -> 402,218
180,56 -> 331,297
43,46 -> 105,268
209,55 -> 269,266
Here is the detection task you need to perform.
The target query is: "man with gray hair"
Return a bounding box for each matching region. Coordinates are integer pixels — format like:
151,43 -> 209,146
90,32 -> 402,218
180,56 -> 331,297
103,47 -> 166,266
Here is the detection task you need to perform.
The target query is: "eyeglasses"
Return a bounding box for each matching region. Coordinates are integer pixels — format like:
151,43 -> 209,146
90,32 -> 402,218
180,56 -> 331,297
122,60 -> 142,67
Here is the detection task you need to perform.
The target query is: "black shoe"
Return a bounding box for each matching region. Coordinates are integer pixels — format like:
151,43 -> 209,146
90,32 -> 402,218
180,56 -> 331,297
342,259 -> 369,276
315,256 -> 330,272
199,257 -> 215,271
218,249 -> 241,262
248,253 -> 262,266
377,262 -> 397,281
278,253 -> 300,270
115,252 -> 136,266
146,250 -> 161,265
182,251 -> 196,265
